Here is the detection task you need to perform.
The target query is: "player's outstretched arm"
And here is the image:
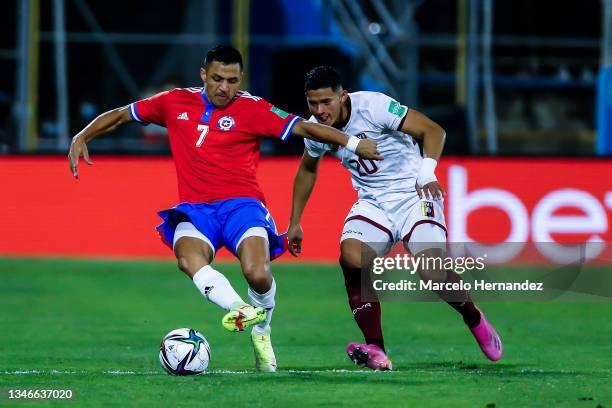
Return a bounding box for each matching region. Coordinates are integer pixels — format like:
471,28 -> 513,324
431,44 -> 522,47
68,106 -> 133,178
291,121 -> 383,161
400,109 -> 447,200
288,151 -> 322,256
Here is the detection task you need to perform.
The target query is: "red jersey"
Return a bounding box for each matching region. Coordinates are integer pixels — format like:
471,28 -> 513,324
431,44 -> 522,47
129,87 -> 300,203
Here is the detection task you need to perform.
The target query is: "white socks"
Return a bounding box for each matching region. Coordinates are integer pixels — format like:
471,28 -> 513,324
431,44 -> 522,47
248,279 -> 276,335
192,265 -> 276,335
192,265 -> 244,311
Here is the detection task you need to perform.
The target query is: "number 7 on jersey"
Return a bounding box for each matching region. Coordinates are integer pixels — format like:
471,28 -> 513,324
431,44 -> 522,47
196,124 -> 209,147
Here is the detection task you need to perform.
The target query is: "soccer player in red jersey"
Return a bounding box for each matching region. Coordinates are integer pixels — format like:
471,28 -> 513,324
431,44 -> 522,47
68,46 -> 382,372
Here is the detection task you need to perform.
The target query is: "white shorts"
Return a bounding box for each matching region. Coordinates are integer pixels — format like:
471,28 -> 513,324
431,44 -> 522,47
341,195 -> 447,255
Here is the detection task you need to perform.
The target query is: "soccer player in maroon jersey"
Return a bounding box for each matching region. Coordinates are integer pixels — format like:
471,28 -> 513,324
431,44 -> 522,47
67,45 -> 382,372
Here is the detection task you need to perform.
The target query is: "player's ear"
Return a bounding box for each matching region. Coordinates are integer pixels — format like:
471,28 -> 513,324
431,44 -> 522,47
340,89 -> 349,103
200,67 -> 207,82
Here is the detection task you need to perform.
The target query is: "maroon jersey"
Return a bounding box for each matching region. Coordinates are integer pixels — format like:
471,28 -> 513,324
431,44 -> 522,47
129,87 -> 300,203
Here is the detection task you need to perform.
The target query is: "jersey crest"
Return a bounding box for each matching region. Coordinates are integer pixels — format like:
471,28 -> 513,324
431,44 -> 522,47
217,116 -> 235,131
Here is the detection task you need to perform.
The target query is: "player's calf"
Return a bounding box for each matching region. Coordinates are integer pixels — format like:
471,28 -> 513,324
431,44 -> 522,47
413,248 -> 481,328
340,246 -> 386,352
413,248 -> 503,360
238,235 -> 273,292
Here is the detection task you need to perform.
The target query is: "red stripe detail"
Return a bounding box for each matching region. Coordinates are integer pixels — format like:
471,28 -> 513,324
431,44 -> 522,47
402,220 -> 447,243
235,313 -> 244,331
345,215 -> 394,242
270,233 -> 289,261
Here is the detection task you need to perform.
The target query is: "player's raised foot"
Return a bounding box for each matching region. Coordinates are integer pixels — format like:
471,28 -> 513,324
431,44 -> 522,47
469,308 -> 503,361
346,342 -> 392,371
251,331 -> 277,372
221,302 -> 266,332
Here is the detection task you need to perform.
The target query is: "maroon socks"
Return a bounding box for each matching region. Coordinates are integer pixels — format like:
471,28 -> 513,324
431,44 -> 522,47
340,261 -> 386,351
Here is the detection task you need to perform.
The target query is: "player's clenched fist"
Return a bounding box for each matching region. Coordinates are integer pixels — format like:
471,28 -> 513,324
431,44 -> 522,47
287,223 -> 304,257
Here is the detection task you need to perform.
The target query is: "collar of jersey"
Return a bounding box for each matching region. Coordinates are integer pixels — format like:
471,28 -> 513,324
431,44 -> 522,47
200,88 -> 215,124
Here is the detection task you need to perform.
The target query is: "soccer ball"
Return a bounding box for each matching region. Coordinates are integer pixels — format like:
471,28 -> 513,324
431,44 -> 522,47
159,328 -> 211,375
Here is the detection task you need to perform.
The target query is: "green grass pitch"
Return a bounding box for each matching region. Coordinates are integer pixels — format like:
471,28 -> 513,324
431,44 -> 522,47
1,257 -> 610,407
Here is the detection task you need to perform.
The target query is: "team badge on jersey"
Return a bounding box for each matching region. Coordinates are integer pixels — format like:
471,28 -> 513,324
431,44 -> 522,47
422,201 -> 435,218
217,116 -> 235,131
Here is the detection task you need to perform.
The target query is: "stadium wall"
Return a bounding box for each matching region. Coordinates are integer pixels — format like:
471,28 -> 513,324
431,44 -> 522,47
0,156 -> 610,262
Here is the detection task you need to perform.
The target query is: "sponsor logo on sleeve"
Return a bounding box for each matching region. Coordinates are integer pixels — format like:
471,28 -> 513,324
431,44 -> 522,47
388,100 -> 407,117
270,106 -> 290,119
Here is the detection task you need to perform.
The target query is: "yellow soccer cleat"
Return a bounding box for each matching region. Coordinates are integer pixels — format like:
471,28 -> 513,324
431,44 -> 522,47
251,331 -> 277,372
221,302 -> 266,332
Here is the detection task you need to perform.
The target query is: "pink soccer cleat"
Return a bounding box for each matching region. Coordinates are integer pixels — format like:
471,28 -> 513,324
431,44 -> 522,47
346,342 -> 393,371
470,309 -> 503,361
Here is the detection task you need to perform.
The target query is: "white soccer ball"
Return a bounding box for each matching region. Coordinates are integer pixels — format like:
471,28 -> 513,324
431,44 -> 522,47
159,328 -> 211,375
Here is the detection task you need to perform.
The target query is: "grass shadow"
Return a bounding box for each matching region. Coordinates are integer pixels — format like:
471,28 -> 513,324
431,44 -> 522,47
402,361 -> 585,378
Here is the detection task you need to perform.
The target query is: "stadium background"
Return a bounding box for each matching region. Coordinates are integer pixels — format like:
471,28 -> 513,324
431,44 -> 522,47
2,0 -> 611,260
1,1 -> 611,407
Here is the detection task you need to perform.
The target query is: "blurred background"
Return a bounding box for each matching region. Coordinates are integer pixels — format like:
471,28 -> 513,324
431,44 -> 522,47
1,0 -> 612,261
2,0 -> 612,157
2,4 -> 612,401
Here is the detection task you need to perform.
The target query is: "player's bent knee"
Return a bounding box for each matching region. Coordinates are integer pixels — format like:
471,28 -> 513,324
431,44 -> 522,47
174,243 -> 212,277
414,248 -> 447,283
241,262 -> 272,288
176,255 -> 208,277
176,255 -> 194,276
419,267 -> 447,284
173,235 -> 214,278
340,252 -> 362,269
340,239 -> 371,269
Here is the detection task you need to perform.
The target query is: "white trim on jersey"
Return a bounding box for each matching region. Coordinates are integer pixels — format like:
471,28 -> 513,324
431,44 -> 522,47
236,91 -> 262,101
280,116 -> 300,141
128,103 -> 147,124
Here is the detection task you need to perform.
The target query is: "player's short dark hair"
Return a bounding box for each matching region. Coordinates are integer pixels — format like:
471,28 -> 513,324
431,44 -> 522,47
203,45 -> 243,70
304,66 -> 343,93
